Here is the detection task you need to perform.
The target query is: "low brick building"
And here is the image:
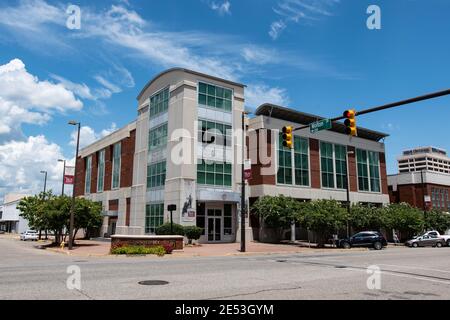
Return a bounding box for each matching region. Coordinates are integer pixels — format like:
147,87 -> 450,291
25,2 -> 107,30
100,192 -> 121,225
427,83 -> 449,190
388,147 -> 450,212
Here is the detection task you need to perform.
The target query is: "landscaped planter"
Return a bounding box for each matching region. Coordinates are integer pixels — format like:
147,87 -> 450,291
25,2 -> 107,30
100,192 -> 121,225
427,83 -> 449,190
110,235 -> 184,252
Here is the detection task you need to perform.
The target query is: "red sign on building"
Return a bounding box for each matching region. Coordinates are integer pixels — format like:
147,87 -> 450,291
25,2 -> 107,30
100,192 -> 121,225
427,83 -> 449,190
64,175 -> 74,185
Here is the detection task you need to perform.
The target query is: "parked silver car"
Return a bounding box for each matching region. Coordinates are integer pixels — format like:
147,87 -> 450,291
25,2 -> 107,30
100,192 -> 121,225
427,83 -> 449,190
406,234 -> 445,248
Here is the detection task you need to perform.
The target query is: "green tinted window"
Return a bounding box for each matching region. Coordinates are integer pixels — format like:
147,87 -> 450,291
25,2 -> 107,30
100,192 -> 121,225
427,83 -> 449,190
198,82 -> 232,112
197,159 -> 232,187
145,203 -> 164,234
147,161 -> 166,189
149,88 -> 169,118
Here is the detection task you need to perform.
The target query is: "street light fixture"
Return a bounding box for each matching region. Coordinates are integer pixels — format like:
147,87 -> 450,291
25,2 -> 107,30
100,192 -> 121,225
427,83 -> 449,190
68,120 -> 81,250
58,159 -> 66,196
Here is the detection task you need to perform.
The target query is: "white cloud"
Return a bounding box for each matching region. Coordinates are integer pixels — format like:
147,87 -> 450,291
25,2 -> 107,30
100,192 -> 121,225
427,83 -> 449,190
94,76 -> 122,94
0,58 -> 82,140
245,84 -> 290,109
0,135 -> 69,199
70,123 -> 117,149
241,46 -> 277,65
209,1 -> 231,15
270,0 -> 340,39
50,74 -> 95,100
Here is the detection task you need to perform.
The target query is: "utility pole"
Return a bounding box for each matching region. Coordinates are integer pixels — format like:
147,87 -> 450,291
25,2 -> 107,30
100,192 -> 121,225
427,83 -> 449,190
68,121 -> 81,250
58,159 -> 66,196
421,169 -> 427,213
40,171 -> 47,197
241,111 -> 247,253
345,150 -> 354,238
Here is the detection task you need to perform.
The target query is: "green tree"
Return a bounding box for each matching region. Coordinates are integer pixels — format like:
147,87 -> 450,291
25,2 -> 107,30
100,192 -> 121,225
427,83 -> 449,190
383,203 -> 424,241
423,210 -> 450,234
349,204 -> 384,232
252,195 -> 301,228
71,198 -> 102,243
18,193 -> 102,246
299,199 -> 348,246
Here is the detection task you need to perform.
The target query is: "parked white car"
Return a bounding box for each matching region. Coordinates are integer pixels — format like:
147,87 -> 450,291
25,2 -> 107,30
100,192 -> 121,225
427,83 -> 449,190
420,231 -> 450,247
20,230 -> 38,241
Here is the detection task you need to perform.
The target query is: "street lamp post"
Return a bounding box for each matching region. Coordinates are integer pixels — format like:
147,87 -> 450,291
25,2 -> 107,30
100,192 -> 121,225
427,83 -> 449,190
40,171 -> 47,197
241,111 -> 247,253
68,121 -> 81,250
421,169 -> 427,213
58,159 -> 66,196
345,150 -> 355,238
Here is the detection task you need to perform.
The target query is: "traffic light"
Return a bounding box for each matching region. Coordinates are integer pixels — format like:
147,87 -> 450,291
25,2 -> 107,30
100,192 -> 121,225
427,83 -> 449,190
282,126 -> 293,149
343,109 -> 357,136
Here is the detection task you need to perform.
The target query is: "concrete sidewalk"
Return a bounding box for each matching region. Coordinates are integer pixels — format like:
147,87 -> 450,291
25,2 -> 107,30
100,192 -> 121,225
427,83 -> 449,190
42,239 -> 365,257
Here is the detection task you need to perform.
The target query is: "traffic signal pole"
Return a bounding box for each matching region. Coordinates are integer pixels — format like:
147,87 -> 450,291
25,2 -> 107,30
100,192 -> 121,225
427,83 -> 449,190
292,88 -> 450,132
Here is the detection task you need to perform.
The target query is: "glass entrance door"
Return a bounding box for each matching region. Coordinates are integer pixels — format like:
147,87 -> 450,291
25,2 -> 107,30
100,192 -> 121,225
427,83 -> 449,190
207,209 -> 222,242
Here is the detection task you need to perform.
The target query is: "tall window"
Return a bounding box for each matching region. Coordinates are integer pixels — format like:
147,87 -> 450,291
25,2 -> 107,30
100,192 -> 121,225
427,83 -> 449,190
198,119 -> 232,147
147,161 -> 166,189
149,87 -> 169,117
277,134 -> 292,184
357,149 -> 380,192
97,149 -> 105,192
149,123 -> 168,151
112,142 -> 121,189
145,203 -> 164,234
320,142 -> 334,188
335,145 -> 348,189
197,160 -> 232,187
278,134 -> 309,186
294,136 -> 309,186
320,142 -> 348,189
198,82 -> 232,112
369,151 -> 381,192
85,156 -> 92,194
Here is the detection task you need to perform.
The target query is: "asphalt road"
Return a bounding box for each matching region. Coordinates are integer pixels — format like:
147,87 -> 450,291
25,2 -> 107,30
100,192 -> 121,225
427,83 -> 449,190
1,236 -> 450,300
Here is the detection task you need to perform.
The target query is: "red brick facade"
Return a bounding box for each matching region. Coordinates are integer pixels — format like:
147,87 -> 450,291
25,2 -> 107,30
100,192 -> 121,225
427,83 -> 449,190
245,131 -> 388,196
248,129 -> 276,186
389,183 -> 450,211
74,129 -> 136,197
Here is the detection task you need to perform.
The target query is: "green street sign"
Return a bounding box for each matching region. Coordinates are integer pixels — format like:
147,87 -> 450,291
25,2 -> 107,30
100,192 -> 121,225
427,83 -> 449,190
310,119 -> 332,134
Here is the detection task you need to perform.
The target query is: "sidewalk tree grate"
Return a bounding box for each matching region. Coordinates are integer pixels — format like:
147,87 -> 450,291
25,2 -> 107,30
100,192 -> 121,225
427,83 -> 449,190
138,280 -> 169,286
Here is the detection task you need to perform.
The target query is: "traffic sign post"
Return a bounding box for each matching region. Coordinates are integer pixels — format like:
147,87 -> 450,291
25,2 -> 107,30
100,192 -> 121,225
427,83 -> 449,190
310,118 -> 332,134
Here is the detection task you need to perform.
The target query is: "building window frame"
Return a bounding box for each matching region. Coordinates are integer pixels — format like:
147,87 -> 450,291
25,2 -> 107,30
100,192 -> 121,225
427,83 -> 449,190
147,161 -> 166,189
356,149 -> 381,193
145,203 -> 164,234
197,159 -> 232,187
149,87 -> 170,118
111,142 -> 121,190
148,123 -> 168,151
198,82 -> 233,113
277,134 -> 310,187
84,155 -> 92,194
97,149 -> 105,193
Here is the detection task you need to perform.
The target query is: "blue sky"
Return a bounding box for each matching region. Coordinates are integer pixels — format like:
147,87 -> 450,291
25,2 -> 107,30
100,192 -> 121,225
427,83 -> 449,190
0,0 -> 449,200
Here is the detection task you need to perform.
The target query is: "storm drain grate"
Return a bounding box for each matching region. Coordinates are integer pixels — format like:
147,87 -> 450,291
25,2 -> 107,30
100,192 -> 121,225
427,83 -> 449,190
138,280 -> 169,286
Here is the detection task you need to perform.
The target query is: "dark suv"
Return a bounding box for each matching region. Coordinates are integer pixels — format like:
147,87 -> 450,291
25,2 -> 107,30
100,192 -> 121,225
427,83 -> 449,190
338,231 -> 387,250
